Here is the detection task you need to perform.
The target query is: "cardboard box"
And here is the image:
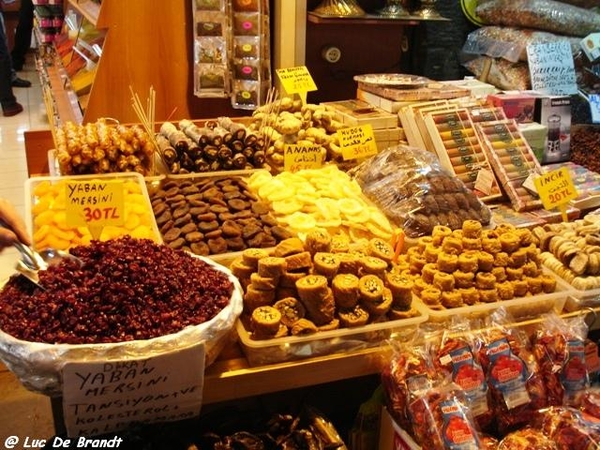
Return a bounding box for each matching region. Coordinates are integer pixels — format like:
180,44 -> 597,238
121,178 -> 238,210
378,408 -> 421,450
441,78 -> 498,97
518,122 -> 547,163
356,88 -> 413,113
487,93 -> 537,123
581,33 -> 600,63
534,95 -> 572,164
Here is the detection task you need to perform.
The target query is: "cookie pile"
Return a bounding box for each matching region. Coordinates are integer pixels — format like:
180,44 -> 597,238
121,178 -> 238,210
148,176 -> 293,255
231,231 -> 420,340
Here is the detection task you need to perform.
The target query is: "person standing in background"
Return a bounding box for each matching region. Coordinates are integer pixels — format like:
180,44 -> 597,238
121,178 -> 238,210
0,3 -> 23,116
10,0 -> 32,72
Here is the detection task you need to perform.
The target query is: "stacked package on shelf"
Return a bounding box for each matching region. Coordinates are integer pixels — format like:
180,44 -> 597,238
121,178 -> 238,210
230,0 -> 271,109
421,106 -> 504,202
321,99 -> 404,152
398,100 -> 450,150
193,0 -> 230,97
476,119 -> 543,212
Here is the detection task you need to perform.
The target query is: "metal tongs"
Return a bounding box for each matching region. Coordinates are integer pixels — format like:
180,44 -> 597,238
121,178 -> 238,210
0,219 -> 82,289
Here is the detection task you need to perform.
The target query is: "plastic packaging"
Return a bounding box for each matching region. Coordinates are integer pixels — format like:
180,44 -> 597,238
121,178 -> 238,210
463,56 -> 531,91
0,256 -> 243,397
530,406 -> 600,449
476,0 -> 600,37
462,26 -> 582,63
349,145 -> 492,238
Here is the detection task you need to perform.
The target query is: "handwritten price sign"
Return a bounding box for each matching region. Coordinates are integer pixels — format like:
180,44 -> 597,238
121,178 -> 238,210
338,125 -> 378,160
284,143 -> 324,172
533,167 -> 578,211
276,66 -> 317,95
65,180 -> 125,238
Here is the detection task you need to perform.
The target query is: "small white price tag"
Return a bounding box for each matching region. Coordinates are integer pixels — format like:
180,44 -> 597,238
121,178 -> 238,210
590,94 -> 600,124
522,173 -> 540,197
474,168 -> 494,195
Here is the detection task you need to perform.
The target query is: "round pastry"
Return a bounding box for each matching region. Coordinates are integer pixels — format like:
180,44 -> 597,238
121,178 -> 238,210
422,263 -> 438,284
304,229 -> 332,255
360,256 -> 389,278
441,290 -> 463,308
442,236 -> 463,255
433,271 -> 455,291
332,273 -> 360,308
409,253 -> 427,274
424,244 -> 442,264
512,279 -> 529,297
338,252 -> 361,275
330,234 -> 350,253
249,273 -> 278,291
499,232 -> 521,253
475,272 -> 496,290
437,252 -> 458,273
497,281 -> 515,300
279,271 -> 306,288
451,229 -> 464,240
412,278 -> 431,296
453,270 -> 475,289
462,237 -> 482,251
540,274 -> 557,293
493,252 -> 510,268
496,223 -> 516,234
313,252 -> 341,278
525,243 -> 539,263
338,304 -> 370,327
508,249 -> 528,268
515,228 -> 534,246
506,267 -> 524,281
304,287 -> 336,326
462,219 -> 483,239
522,261 -> 540,277
385,272 -> 413,308
291,318 -> 319,336
368,238 -> 394,264
251,306 -> 282,336
318,318 -> 340,332
359,274 -> 385,303
477,251 -> 495,272
258,256 -> 287,278
244,285 -> 276,312
296,274 -> 329,302
273,297 -> 306,328
526,276 -> 543,295
420,287 -> 442,305
417,236 -> 434,252
362,287 -> 393,317
241,248 -> 270,268
491,266 -> 507,283
388,306 -> 419,320
231,257 -> 256,280
482,237 -> 502,254
459,287 -> 480,305
432,225 -> 452,246
478,288 -> 498,303
458,253 -> 479,273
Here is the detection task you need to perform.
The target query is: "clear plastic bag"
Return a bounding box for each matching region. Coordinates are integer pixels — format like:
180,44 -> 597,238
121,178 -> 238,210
476,0 -> 600,37
349,145 -> 492,238
463,56 -> 531,91
462,26 -> 582,63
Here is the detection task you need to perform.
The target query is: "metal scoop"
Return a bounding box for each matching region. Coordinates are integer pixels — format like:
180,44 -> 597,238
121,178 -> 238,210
0,219 -> 83,289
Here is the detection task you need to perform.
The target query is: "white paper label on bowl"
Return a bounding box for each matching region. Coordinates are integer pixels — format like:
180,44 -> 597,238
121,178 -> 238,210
62,343 -> 205,437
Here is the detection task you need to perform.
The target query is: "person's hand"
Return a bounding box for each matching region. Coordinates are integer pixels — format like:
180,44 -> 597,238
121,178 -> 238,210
0,198 -> 31,251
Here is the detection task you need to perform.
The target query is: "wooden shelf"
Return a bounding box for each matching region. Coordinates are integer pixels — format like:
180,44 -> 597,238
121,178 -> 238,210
307,11 -> 450,25
67,0 -> 101,27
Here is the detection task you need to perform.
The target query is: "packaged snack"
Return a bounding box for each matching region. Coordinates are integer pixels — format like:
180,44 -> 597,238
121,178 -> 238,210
530,406 -> 600,450
497,426 -> 557,449
463,56 -> 531,91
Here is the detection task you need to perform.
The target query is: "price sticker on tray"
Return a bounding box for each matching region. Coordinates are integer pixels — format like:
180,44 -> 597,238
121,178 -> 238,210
534,167 -> 578,221
276,66 -> 317,95
65,180 -> 125,239
338,124 -> 378,161
283,143 -> 324,172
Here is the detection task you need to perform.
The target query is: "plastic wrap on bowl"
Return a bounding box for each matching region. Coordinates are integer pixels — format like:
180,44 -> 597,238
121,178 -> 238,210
0,255 -> 243,397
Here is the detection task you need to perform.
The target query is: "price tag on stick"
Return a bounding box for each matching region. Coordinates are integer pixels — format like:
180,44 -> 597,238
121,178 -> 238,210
284,143 -> 324,172
338,124 -> 378,160
65,180 -> 125,239
276,66 -> 317,98
533,167 -> 578,222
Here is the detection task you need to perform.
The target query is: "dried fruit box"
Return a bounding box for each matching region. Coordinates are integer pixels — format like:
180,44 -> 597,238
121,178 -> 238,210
236,302 -> 428,366
414,269 -> 574,323
25,172 -> 162,252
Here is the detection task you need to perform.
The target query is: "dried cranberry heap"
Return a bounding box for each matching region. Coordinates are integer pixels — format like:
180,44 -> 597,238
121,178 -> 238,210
0,236 -> 233,344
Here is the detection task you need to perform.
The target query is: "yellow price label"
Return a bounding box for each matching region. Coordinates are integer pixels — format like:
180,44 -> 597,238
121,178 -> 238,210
533,167 -> 578,211
276,66 -> 317,95
338,125 -> 378,160
284,144 -> 324,172
65,180 -> 125,238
